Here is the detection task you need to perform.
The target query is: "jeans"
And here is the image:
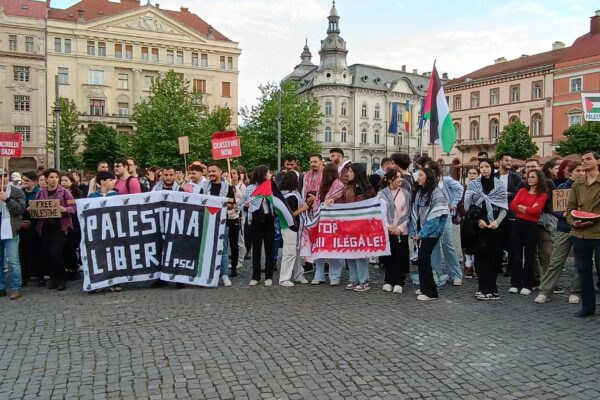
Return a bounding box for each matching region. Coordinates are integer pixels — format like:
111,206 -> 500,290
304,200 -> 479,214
347,258 -> 369,284
572,237 -> 600,314
220,226 -> 230,278
279,229 -> 303,283
431,217 -> 463,280
314,258 -> 343,282
0,236 -> 21,291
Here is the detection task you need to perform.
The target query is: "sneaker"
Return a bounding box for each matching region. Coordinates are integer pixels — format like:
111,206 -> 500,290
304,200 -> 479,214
382,283 -> 393,292
393,285 -> 403,294
568,295 -> 580,304
417,294 -> 437,301
553,286 -> 565,294
330,280 -> 340,286
534,294 -> 549,304
463,267 -> 474,279
311,279 -> 321,285
279,280 -> 294,287
248,280 -> 258,286
345,282 -> 357,290
368,257 -> 378,264
264,279 -> 273,287
295,277 -> 309,284
9,291 -> 22,300
415,289 -> 421,295
508,287 -> 519,294
354,283 -> 371,292
520,288 -> 532,296
453,279 -> 463,286
476,293 -> 494,301
474,291 -> 482,298
222,276 -> 232,287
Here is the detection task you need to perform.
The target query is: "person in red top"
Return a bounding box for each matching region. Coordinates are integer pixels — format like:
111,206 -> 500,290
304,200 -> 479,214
509,170 -> 548,295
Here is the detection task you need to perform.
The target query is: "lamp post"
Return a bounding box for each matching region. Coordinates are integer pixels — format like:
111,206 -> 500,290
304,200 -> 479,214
276,89 -> 282,172
54,76 -> 61,170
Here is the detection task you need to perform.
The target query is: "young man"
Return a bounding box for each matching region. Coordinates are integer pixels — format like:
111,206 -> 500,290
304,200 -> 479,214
113,158 -> 141,195
183,164 -> 205,193
330,148 -> 352,184
391,153 -> 415,193
152,166 -> 181,191
127,158 -> 150,192
303,154 -> 324,213
0,172 -> 26,300
87,161 -> 110,195
566,150 -> 600,318
175,168 -> 186,187
275,155 -> 303,191
88,171 -> 118,198
369,157 -> 393,190
18,171 -> 41,286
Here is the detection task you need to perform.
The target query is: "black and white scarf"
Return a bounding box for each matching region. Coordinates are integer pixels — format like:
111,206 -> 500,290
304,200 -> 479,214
467,177 -> 508,222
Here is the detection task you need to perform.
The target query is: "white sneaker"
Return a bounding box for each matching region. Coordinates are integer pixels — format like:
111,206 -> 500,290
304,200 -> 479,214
417,294 -> 437,301
222,276 -> 232,287
248,280 -> 258,286
330,280 -> 340,286
295,277 -> 309,284
569,295 -> 580,304
382,284 -> 393,292
508,287 -> 519,294
415,289 -> 421,295
520,288 -> 532,296
264,279 -> 273,287
311,279 -> 321,285
279,280 -> 294,287
453,279 -> 463,286
534,294 -> 548,304
393,285 -> 403,294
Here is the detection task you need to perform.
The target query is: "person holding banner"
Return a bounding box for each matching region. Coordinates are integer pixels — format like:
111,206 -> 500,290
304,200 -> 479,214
35,169 -> 76,291
183,163 -> 205,194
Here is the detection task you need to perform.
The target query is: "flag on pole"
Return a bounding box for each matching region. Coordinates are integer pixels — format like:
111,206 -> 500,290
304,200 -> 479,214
418,98 -> 427,130
423,62 -> 455,154
404,100 -> 410,134
251,180 -> 295,229
388,102 -> 398,134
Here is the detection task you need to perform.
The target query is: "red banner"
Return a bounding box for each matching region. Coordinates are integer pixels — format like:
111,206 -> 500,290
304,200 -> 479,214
0,133 -> 23,158
307,219 -> 387,254
211,131 -> 241,160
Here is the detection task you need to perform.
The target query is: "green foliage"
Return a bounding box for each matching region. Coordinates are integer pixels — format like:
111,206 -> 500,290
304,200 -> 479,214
47,97 -> 83,170
556,122 -> 600,156
238,80 -> 322,171
495,118 -> 538,160
81,124 -> 126,170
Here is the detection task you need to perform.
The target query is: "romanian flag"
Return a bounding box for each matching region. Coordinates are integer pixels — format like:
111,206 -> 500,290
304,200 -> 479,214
404,100 -> 410,134
424,62 -> 455,154
251,179 -> 296,230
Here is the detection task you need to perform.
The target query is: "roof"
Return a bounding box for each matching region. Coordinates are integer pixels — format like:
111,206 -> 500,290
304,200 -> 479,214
47,0 -> 232,42
0,0 -> 47,19
560,31 -> 600,63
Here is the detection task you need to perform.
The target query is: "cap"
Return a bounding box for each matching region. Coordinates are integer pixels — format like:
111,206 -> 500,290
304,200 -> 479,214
11,172 -> 21,181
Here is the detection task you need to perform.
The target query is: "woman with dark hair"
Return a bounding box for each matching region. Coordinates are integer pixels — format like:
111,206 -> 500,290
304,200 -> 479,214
341,163 -> 376,291
229,167 -> 246,273
464,158 -> 508,300
60,172 -> 84,281
312,163 -> 345,285
409,168 -> 449,301
542,160 -> 559,184
555,159 -> 570,186
241,165 -> 275,286
461,167 -> 480,279
509,169 -> 548,295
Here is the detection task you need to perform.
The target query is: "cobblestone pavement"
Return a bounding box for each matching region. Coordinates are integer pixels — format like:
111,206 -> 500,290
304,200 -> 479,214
1,257 -> 599,400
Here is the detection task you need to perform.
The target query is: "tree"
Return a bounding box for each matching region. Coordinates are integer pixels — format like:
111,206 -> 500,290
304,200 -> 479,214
556,122 -> 600,156
81,124 -> 125,169
494,118 -> 538,160
238,80 -> 322,171
47,97 -> 83,170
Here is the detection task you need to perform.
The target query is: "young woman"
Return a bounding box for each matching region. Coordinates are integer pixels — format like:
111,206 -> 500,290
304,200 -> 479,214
464,158 -> 508,301
377,169 -> 411,294
409,168 -> 449,301
509,169 -> 548,295
224,168 -> 242,278
35,169 -> 76,291
461,167 -> 480,279
231,168 -> 248,266
312,163 -> 345,286
241,165 -> 276,286
60,172 -> 84,281
542,159 -> 559,185
341,163 -> 376,291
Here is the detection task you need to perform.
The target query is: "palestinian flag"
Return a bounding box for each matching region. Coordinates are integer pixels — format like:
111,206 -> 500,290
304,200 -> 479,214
424,62 -> 455,154
584,96 -> 600,113
251,180 -> 296,230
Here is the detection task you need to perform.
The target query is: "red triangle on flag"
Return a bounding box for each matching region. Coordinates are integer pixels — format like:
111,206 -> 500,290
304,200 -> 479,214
207,206 -> 221,215
251,180 -> 272,198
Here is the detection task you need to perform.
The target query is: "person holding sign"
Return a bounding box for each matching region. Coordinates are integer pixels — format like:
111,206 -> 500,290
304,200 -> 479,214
0,171 -> 26,300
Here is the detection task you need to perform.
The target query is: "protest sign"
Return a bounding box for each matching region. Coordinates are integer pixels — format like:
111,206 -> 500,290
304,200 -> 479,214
552,189 -> 572,212
0,133 -> 23,158
77,191 -> 227,291
211,131 -> 241,160
300,198 -> 390,261
29,199 -> 61,219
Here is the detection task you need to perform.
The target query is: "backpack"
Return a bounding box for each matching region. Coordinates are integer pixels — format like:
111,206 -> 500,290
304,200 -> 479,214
125,176 -> 148,194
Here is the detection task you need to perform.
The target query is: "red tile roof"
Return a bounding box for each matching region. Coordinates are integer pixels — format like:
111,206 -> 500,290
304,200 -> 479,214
48,0 -> 232,42
560,29 -> 600,62
0,0 -> 47,19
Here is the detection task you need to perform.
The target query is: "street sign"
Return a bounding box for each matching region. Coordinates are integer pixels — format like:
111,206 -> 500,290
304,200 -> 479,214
178,136 -> 189,155
0,133 -> 23,158
211,131 -> 241,160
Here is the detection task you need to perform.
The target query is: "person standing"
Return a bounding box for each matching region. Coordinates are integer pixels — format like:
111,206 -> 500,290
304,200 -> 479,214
461,167 -> 480,278
114,158 -> 141,195
127,158 -> 150,192
87,161 -> 110,196
183,163 -> 206,194
60,172 -> 84,281
18,171 -> 41,286
329,148 -> 351,184
9,172 -> 23,190
566,150 -> 600,318
275,155 -> 304,191
230,168 -> 247,265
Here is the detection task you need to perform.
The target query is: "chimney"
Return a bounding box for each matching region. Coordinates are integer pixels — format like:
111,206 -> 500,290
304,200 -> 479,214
591,10 -> 600,34
442,72 -> 448,79
77,8 -> 85,22
155,3 -> 160,8
401,65 -> 406,72
180,7 -> 189,12
552,41 -> 565,50
495,57 -> 507,64
413,69 -> 418,74
207,25 -> 214,39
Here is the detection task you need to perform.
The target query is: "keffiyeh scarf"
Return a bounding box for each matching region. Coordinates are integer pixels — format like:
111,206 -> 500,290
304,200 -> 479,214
467,177 -> 508,223
410,187 -> 448,231
0,185 -> 12,240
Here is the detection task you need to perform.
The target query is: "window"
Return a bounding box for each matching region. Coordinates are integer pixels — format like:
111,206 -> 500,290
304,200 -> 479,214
510,85 -> 520,102
118,73 -> 128,89
176,51 -> 184,65
570,77 -> 582,93
14,125 -> 31,142
9,35 -> 17,51
90,99 -> 105,116
25,36 -> 34,52
201,53 -> 208,67
227,57 -> 233,69
341,127 -> 347,142
453,95 -> 461,111
453,122 -> 460,138
532,81 -> 543,99
54,37 -> 61,52
325,101 -> 332,116
469,120 -> 479,140
193,79 -> 207,93
125,45 -> 132,59
142,47 -> 149,61
14,66 -> 30,82
144,76 -> 154,91
490,118 -> 499,139
98,42 -> 106,57
88,70 -> 104,85
87,41 -> 95,56
220,56 -> 226,69
510,115 -> 519,124
374,129 -> 380,145
490,88 -> 499,106
341,102 -> 347,117
222,82 -> 231,97
324,127 -> 332,142
374,104 -> 380,119
118,102 -> 129,117
568,114 -> 582,127
361,128 -> 368,143
531,114 -> 542,136
151,48 -> 159,62
14,95 -> 30,112
361,104 -> 367,118
192,52 -> 199,66
115,44 -> 123,59
65,39 -> 71,54
57,67 -> 69,85
167,50 -> 174,64
470,92 -> 480,108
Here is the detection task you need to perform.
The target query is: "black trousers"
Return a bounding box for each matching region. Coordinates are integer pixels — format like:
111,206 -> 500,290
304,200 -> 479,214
499,218 -> 514,272
251,215 -> 275,281
19,225 -> 42,281
510,219 -> 538,289
418,237 -> 440,298
475,226 -> 502,295
227,218 -> 240,272
41,223 -> 67,284
244,219 -> 252,253
382,234 -> 409,286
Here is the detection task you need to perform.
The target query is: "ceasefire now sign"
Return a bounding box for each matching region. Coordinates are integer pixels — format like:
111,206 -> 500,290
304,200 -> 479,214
211,131 -> 241,160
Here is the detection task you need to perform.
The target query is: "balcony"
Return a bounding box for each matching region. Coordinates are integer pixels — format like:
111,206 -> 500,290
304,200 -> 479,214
455,137 -> 497,152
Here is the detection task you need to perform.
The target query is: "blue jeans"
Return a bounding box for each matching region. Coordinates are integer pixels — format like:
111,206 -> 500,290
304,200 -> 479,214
572,237 -> 600,314
220,226 -> 230,278
314,259 -> 343,282
347,258 -> 369,284
431,216 -> 463,280
0,236 -> 21,291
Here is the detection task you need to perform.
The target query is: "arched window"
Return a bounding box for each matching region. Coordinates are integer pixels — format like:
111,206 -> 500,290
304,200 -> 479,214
341,127 -> 347,142
361,128 -> 368,143
372,157 -> 380,171
374,104 -> 380,119
325,101 -> 332,116
490,118 -> 499,139
470,120 -> 479,140
324,127 -> 332,142
341,102 -> 347,117
531,113 -> 542,136
374,129 -> 380,145
453,122 -> 461,138
361,103 -> 368,118
509,115 -> 519,124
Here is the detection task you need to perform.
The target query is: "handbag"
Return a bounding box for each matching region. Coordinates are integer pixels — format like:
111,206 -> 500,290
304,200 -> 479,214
538,212 -> 558,233
466,203 -> 482,220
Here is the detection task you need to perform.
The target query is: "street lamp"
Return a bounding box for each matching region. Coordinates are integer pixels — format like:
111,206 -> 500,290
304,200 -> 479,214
54,76 -> 61,170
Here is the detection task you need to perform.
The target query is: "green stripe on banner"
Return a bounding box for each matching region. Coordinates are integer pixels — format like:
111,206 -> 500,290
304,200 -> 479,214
197,210 -> 210,277
320,211 -> 382,218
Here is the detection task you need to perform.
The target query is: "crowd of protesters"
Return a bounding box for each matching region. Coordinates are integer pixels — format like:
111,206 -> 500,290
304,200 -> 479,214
1,148 -> 599,318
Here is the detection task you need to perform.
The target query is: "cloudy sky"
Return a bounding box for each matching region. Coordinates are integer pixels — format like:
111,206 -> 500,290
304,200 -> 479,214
52,0 -> 597,112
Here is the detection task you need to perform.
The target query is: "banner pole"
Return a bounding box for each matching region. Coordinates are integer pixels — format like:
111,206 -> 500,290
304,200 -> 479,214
183,153 -> 188,175
1,157 -> 6,193
226,158 -> 232,183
